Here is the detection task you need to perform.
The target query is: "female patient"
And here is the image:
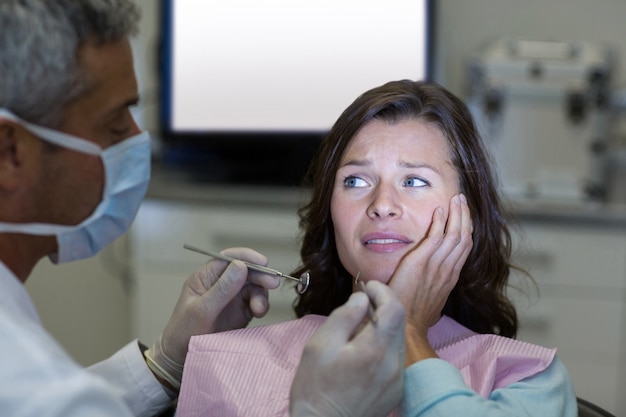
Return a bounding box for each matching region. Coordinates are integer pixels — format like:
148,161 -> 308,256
292,80 -> 577,416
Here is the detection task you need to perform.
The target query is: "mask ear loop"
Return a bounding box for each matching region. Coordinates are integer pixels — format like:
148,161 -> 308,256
354,271 -> 361,284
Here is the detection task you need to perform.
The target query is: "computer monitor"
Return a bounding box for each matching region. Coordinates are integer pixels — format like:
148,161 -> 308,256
159,0 -> 435,185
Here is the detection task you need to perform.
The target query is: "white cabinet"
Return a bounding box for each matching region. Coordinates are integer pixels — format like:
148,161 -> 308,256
128,199 -> 302,346
509,222 -> 626,415
25,237 -> 132,366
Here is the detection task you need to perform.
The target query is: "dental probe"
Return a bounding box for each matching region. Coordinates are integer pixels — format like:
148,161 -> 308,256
355,272 -> 377,324
183,244 -> 310,294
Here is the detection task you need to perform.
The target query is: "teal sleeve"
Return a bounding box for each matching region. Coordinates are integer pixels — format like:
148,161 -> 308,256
401,355 -> 577,416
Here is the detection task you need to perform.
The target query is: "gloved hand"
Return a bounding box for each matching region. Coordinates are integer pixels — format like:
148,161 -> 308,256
145,247 -> 281,390
290,280 -> 406,417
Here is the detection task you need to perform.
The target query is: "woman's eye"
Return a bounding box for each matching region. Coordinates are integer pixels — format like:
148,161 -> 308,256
343,176 -> 368,188
403,177 -> 428,188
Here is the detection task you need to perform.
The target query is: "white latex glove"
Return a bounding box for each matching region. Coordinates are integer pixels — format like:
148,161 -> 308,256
146,247 -> 281,389
290,280 -> 406,417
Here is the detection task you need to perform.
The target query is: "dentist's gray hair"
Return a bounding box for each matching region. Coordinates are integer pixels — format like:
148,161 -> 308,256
0,0 -> 140,127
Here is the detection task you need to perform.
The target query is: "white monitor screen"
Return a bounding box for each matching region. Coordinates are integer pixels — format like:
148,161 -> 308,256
162,0 -> 433,134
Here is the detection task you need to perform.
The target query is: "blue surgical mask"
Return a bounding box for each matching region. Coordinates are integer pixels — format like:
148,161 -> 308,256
0,109 -> 151,263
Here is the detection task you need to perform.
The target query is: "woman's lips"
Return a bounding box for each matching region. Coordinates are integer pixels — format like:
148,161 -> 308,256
362,233 -> 412,253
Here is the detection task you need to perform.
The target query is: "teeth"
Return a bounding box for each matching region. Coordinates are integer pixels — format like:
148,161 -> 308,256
367,238 -> 404,244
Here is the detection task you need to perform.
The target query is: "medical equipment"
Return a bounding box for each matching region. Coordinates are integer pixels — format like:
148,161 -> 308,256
354,271 -> 377,324
183,244 -> 310,294
467,38 -> 612,202
357,281 -> 378,324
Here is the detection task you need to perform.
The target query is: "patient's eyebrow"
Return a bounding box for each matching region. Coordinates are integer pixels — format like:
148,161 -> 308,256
398,160 -> 442,175
338,158 -> 372,169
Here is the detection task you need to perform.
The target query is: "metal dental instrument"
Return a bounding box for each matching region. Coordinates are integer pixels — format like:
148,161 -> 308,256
183,244 -> 310,294
355,272 -> 377,324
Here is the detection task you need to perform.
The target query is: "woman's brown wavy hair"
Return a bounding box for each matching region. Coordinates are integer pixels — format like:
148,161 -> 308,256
292,80 -> 518,337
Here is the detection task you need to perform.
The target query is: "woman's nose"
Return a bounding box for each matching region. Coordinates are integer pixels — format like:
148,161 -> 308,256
366,185 -> 402,219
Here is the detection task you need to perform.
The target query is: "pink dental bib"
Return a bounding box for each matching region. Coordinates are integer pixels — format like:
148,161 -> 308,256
177,315 -> 556,416
427,315 -> 556,398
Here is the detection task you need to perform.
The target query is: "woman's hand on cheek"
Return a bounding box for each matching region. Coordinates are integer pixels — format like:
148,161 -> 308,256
389,193 -> 473,365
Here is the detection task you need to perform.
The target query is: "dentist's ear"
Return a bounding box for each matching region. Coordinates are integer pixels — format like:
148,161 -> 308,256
0,120 -> 35,191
